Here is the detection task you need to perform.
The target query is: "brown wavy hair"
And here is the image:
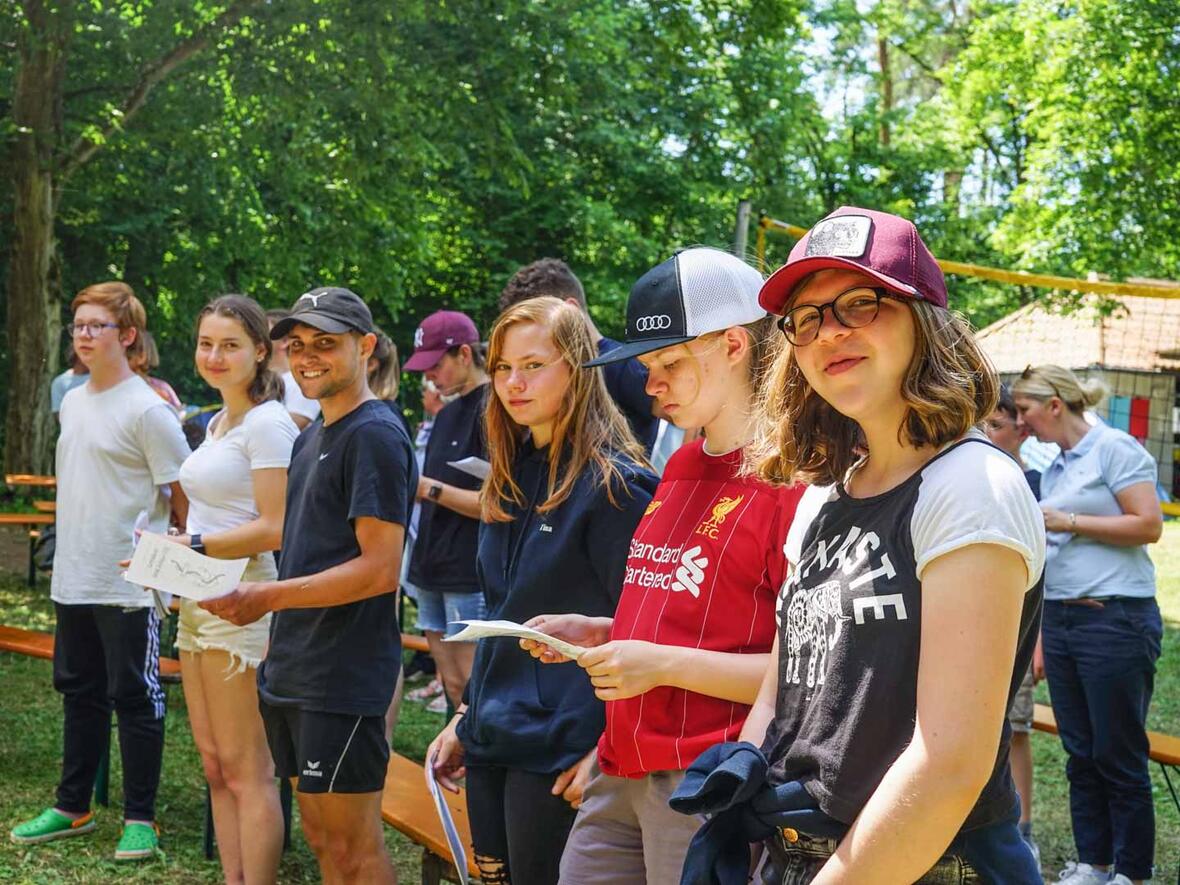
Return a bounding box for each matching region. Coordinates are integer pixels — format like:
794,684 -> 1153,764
195,295 -> 285,405
481,296 -> 648,523
748,300 -> 999,486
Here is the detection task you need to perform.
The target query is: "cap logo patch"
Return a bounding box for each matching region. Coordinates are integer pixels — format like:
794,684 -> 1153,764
635,314 -> 672,333
414,327 -> 424,348
805,216 -> 872,258
298,291 -> 324,308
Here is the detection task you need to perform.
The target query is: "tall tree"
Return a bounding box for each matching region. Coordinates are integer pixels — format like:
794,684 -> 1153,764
3,0 -> 260,473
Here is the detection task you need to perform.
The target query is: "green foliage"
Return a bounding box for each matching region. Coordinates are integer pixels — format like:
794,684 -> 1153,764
2,0 -> 1179,413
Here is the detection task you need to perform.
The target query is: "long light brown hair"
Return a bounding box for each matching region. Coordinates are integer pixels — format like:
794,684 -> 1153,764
196,295 -> 285,405
481,297 -> 648,523
368,329 -> 401,401
748,300 -> 999,486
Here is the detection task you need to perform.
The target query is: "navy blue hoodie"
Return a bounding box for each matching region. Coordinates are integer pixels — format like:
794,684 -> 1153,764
457,439 -> 658,774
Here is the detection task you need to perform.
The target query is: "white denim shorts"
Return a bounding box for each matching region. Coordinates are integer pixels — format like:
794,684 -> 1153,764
176,554 -> 276,674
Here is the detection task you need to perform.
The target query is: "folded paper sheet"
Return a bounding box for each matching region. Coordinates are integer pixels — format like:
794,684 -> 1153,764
425,756 -> 469,884
124,532 -> 248,602
444,619 -> 587,661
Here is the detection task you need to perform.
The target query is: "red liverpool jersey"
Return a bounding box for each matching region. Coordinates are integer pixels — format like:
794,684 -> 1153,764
597,439 -> 805,777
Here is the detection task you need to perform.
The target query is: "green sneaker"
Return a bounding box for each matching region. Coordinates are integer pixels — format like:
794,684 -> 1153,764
10,808 -> 96,844
114,821 -> 160,861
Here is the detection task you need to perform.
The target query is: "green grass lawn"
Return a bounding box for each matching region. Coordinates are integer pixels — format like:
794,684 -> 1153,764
1,525 -> 1178,882
0,580 -> 446,884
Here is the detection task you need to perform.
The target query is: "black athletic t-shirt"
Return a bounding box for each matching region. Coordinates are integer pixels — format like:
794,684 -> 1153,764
597,337 -> 658,456
408,383 -> 488,593
762,434 -> 1045,831
258,399 -> 416,716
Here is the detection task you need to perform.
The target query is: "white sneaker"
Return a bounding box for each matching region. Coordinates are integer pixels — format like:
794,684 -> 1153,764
425,694 -> 448,714
1057,863 -> 1111,885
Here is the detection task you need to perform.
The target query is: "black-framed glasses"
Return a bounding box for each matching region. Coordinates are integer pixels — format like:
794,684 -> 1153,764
777,286 -> 896,346
66,321 -> 119,338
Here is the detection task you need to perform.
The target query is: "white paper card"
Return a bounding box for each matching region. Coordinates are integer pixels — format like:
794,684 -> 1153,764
445,456 -> 491,481
124,532 -> 247,602
444,619 -> 587,660
424,756 -> 470,884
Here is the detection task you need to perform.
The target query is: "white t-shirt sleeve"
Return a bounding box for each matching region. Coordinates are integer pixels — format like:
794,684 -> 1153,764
784,484 -> 831,568
137,401 -> 191,486
283,372 -> 321,421
244,402 -> 299,470
912,438 -> 1046,591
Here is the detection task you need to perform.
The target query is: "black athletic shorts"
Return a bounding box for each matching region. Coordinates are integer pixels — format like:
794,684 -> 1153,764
259,699 -> 389,794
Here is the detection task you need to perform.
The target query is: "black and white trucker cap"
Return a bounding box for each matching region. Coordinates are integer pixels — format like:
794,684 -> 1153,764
584,247 -> 766,366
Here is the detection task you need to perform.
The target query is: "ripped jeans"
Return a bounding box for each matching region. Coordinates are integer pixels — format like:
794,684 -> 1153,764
465,763 -> 578,885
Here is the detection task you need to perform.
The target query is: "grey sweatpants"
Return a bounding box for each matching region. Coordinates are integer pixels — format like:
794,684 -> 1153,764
558,761 -> 705,884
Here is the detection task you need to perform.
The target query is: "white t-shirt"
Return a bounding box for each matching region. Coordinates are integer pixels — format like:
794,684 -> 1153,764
282,372 -> 320,422
784,429 -> 1046,593
52,375 -> 192,607
179,399 -> 298,536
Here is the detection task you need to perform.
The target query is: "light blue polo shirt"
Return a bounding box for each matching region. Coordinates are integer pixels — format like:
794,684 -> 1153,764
1039,424 -> 1157,600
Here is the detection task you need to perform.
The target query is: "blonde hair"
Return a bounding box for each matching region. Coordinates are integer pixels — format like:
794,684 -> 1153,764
748,301 -> 999,486
1012,365 -> 1107,414
482,297 -> 648,523
369,330 -> 401,401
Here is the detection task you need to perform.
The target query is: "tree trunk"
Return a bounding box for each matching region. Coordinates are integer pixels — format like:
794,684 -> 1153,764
5,0 -> 73,475
877,34 -> 892,147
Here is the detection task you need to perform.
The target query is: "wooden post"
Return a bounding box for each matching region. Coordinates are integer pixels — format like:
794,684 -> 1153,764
734,200 -> 752,259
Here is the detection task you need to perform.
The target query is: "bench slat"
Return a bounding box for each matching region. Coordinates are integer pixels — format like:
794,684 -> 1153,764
0,624 -> 181,681
0,513 -> 55,526
382,752 -> 479,879
1033,703 -> 1180,767
401,633 -> 430,654
5,474 -> 56,488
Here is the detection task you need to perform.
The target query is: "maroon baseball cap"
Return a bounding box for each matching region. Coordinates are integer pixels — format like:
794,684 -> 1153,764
758,206 -> 948,314
404,310 -> 480,371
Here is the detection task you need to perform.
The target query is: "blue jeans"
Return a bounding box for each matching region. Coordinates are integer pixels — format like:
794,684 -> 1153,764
763,801 -> 1039,884
415,587 -> 487,637
1042,597 -> 1162,881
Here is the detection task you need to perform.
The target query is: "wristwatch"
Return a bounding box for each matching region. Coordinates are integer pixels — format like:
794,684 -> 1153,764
427,483 -> 444,502
190,533 -> 206,555
1068,512 -> 1078,531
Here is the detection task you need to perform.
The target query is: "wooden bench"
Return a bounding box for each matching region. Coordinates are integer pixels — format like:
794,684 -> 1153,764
402,632 -> 431,654
382,752 -> 479,885
5,474 -> 56,488
0,513 -> 56,587
0,623 -> 182,683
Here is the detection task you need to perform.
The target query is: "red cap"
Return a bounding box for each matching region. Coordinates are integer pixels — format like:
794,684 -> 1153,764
758,206 -> 948,314
404,310 -> 480,371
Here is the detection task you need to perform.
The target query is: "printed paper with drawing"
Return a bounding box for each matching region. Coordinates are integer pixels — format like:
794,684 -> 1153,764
444,619 -> 587,660
124,532 -> 247,602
